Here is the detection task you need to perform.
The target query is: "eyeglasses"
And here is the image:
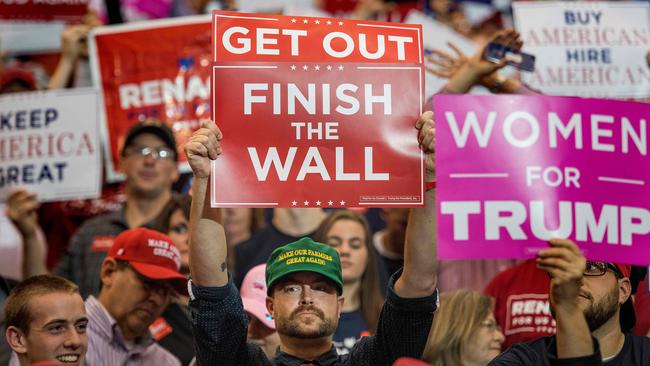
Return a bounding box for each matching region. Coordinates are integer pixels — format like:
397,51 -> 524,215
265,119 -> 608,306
126,146 -> 175,160
480,320 -> 502,333
584,261 -> 622,278
129,266 -> 176,298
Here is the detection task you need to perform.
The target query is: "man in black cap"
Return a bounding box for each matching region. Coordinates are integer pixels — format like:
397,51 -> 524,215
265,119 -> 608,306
184,111 -> 439,366
51,119 -> 180,298
490,239 -> 650,366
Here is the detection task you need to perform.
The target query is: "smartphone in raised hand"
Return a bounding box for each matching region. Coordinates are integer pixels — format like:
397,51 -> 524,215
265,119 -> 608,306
484,42 -> 536,72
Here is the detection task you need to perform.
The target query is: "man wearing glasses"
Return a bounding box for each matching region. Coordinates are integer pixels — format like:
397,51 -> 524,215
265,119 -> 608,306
51,120 -> 180,299
490,239 -> 650,365
84,227 -> 186,365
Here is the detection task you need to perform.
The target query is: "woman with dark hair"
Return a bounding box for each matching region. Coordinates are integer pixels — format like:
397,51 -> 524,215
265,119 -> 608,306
313,209 -> 384,354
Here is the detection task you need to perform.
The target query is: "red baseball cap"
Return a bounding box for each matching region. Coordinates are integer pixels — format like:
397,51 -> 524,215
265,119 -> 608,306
392,358 -> 430,366
108,228 -> 188,295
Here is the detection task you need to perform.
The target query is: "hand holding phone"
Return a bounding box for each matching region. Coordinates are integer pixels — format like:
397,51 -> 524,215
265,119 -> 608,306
484,42 -> 536,72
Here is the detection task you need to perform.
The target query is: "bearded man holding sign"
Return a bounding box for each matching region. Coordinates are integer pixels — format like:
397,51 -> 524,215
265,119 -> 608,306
183,108 -> 437,365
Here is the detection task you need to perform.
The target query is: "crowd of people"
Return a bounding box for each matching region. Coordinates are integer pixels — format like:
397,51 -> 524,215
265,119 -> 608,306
1,0 -> 649,365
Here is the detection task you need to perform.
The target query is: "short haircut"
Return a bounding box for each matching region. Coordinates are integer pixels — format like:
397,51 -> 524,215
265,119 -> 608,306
5,275 -> 80,334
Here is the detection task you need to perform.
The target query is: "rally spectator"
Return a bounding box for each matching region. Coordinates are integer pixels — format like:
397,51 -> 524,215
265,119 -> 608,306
490,239 -> 650,365
5,275 -> 88,366
483,259 -> 553,350
52,119 -> 180,299
423,290 -> 504,366
430,29 -> 538,95
149,196 -> 195,365
222,208 -> 266,271
234,207 -> 328,288
240,264 -> 281,358
0,66 -> 37,94
183,110 -> 438,365
0,277 -> 16,364
84,228 -> 185,365
223,208 -> 266,247
47,25 -> 92,90
313,209 -> 384,354
425,0 -> 471,37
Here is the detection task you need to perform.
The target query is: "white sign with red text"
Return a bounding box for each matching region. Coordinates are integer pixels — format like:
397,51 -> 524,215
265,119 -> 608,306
0,88 -> 100,202
514,1 -> 650,98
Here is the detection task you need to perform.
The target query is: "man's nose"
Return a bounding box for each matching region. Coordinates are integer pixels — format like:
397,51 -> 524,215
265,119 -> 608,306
299,286 -> 314,305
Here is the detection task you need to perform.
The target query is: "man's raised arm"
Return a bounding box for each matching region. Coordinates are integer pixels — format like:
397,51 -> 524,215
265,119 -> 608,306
394,111 -> 438,298
184,120 -> 227,287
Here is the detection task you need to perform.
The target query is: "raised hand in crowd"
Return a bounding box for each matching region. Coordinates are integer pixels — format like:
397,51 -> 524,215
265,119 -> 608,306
426,42 -> 467,79
440,29 -> 525,94
6,189 -> 47,278
536,239 -> 592,359
183,119 -> 224,286
48,24 -> 92,90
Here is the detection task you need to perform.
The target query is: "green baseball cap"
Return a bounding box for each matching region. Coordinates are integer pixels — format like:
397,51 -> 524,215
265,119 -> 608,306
265,237 -> 343,296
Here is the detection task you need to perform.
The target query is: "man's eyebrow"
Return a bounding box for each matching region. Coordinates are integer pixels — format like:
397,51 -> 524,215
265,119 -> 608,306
42,319 -> 68,328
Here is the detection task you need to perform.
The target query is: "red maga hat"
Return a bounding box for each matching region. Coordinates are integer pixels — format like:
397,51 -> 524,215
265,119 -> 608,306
108,228 -> 188,295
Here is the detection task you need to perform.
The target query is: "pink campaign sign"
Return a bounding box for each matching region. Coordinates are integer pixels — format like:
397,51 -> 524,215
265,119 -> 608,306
434,95 -> 650,265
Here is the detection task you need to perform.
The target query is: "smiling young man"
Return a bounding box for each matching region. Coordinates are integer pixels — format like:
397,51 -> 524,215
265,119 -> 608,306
183,112 -> 439,366
5,275 -> 88,366
84,227 -> 188,365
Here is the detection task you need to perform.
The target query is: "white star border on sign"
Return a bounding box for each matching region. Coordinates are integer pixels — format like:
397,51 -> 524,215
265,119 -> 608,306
290,199 -> 347,206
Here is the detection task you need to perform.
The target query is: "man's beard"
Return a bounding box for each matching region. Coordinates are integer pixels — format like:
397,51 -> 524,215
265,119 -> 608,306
275,306 -> 337,339
584,285 -> 619,332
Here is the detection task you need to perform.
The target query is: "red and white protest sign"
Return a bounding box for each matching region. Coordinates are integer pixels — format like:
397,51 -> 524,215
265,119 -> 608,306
0,0 -> 88,21
211,11 -> 424,208
89,16 -> 211,182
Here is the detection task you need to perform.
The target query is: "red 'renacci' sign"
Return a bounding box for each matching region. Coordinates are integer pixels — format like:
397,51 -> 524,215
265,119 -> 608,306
90,16 -> 212,182
211,11 -> 424,208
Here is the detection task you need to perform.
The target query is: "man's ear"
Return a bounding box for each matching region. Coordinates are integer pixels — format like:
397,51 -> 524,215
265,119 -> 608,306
266,296 -> 274,317
618,277 -> 632,305
6,326 -> 28,355
337,296 -> 345,319
100,258 -> 119,290
171,166 -> 180,184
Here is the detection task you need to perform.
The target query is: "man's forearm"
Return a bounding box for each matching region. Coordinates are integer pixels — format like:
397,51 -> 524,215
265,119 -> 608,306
22,230 -> 47,278
189,176 -> 228,287
555,303 -> 594,358
394,188 -> 437,298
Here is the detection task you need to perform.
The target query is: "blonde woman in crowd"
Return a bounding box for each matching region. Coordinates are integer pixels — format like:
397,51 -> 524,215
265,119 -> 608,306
423,290 -> 505,366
